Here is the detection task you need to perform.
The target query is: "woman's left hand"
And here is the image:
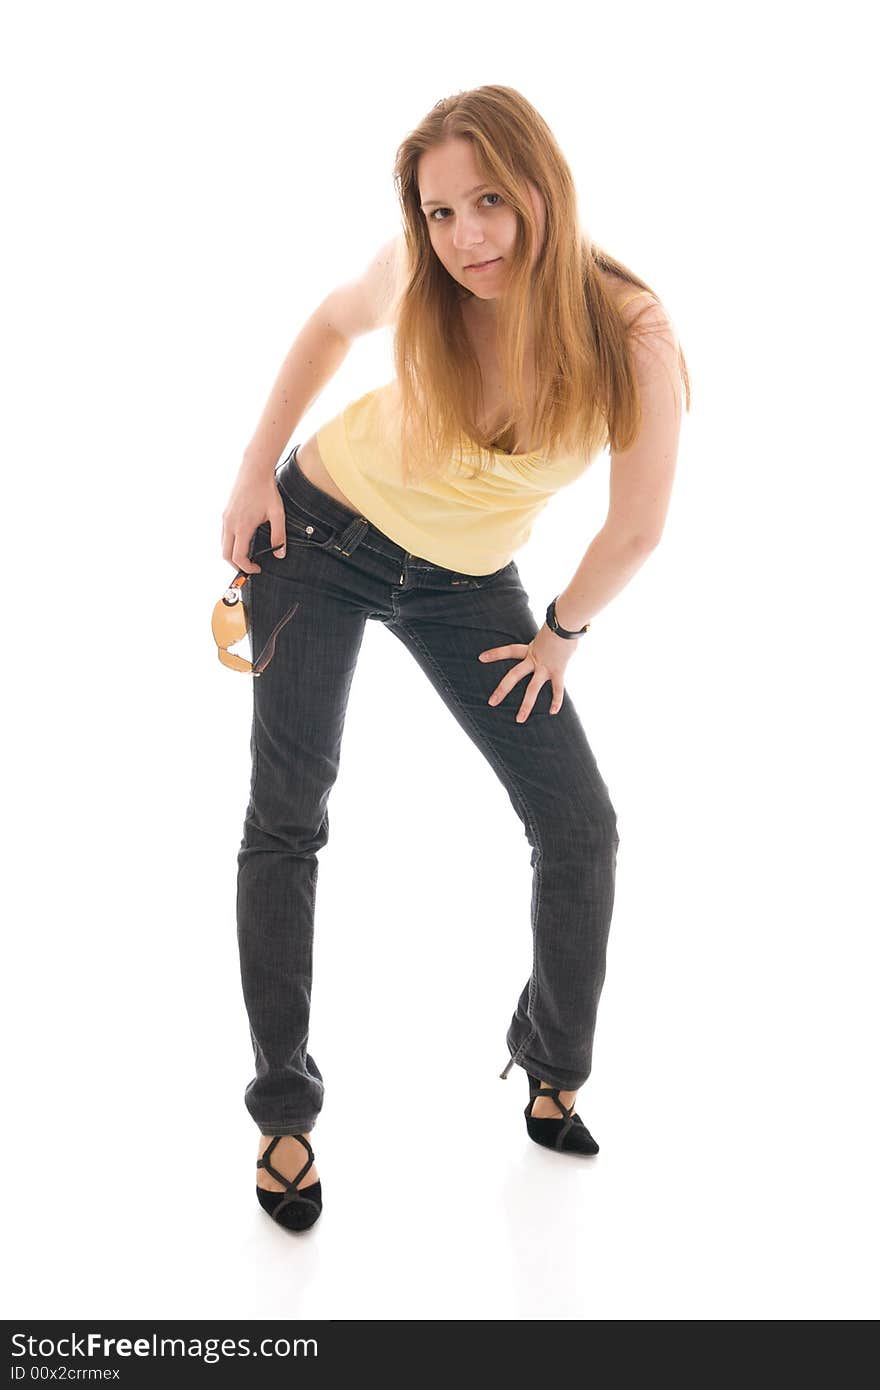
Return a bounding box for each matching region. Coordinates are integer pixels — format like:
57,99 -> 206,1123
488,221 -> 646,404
478,624 -> 580,724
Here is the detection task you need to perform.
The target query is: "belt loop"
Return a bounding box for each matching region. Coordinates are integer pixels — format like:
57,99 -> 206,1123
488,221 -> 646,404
333,516 -> 370,556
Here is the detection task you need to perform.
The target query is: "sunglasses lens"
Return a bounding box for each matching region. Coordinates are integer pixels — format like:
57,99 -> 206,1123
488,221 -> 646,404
218,648 -> 253,673
212,596 -> 248,646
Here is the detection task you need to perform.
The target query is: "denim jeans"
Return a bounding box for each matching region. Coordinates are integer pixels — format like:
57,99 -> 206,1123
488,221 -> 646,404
237,443 -> 620,1136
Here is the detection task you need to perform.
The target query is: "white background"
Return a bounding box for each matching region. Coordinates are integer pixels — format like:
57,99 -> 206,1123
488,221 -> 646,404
2,0 -> 877,1322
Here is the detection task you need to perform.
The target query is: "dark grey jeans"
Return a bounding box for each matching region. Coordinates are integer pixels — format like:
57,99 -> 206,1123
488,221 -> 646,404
237,443 -> 620,1136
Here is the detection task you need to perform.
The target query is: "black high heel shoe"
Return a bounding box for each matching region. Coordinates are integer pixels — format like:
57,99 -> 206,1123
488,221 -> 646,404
256,1134 -> 323,1230
524,1072 -> 600,1155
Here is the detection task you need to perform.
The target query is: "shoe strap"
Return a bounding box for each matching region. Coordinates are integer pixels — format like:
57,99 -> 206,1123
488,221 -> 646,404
528,1083 -> 574,1119
257,1133 -> 315,1192
527,1083 -> 578,1148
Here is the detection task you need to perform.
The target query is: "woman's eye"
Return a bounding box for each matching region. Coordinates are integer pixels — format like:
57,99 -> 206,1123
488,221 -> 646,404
430,192 -> 502,222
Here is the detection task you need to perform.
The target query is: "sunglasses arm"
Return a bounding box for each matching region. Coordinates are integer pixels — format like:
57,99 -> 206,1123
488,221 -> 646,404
251,599 -> 300,675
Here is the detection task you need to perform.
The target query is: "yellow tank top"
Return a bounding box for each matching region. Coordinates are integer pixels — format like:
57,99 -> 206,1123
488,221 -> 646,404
316,378 -> 606,575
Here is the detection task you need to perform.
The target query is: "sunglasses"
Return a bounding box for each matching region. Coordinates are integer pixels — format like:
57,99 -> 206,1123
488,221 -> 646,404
212,540 -> 300,675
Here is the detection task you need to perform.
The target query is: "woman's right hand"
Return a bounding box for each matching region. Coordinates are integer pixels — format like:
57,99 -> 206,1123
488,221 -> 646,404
221,461 -> 288,574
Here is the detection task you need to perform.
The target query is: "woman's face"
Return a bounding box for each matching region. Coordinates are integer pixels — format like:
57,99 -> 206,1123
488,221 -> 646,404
417,137 -> 546,308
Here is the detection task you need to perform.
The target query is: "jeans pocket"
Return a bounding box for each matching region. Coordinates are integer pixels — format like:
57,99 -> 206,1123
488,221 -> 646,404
270,485 -> 340,549
278,475 -> 343,544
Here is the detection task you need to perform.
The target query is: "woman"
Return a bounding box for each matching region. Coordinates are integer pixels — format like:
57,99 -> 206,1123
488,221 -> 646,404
222,85 -> 689,1231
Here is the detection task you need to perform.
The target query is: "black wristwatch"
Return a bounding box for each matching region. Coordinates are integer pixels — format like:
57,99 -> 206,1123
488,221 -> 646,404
545,596 -> 590,639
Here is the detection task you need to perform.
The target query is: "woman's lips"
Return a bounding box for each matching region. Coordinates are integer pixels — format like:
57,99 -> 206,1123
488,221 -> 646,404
465,257 -> 501,273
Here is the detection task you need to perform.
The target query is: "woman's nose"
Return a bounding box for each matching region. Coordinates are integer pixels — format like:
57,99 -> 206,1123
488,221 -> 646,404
453,220 -> 484,253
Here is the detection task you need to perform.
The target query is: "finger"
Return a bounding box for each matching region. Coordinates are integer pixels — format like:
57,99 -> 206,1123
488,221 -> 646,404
487,659 -> 531,705
233,532 -> 262,574
478,644 -> 527,663
549,680 -> 565,715
515,672 -> 547,724
222,530 -> 253,573
221,520 -> 236,565
271,509 -> 286,559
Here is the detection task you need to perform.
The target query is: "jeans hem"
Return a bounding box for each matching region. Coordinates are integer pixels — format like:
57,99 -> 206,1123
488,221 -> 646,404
505,1042 -> 590,1091
254,1122 -> 319,1136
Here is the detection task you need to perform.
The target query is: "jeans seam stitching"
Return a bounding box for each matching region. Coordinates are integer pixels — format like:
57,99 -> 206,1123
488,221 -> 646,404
358,537 -> 406,561
392,619 -> 543,1050
248,581 -> 262,792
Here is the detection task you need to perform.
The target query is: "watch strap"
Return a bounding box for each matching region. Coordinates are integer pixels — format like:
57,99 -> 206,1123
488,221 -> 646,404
546,596 -> 590,639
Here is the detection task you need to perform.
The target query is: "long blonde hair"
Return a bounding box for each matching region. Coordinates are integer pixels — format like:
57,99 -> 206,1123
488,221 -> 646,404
390,84 -> 691,483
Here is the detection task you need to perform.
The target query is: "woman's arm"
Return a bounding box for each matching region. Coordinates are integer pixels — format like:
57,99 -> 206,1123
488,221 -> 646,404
240,312 -> 352,480
223,234 -> 404,572
240,233 -> 406,480
554,300 -> 683,631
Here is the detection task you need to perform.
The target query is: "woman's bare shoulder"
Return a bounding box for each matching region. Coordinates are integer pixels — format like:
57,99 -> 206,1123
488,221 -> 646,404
322,231 -> 409,339
598,267 -> 659,314
374,231 -> 410,329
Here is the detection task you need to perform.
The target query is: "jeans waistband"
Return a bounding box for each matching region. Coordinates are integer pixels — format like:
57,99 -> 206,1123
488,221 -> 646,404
275,443 -> 448,569
275,443 -> 415,561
